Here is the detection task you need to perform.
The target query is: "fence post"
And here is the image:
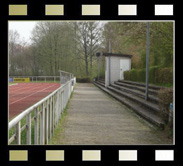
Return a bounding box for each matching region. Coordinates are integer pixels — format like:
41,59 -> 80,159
45,101 -> 49,144
61,91 -> 64,112
34,107 -> 39,145
15,121 -> 21,145
57,92 -> 59,124
26,113 -> 31,145
52,95 -> 55,130
59,92 -> 61,117
50,97 -> 53,140
40,103 -> 45,145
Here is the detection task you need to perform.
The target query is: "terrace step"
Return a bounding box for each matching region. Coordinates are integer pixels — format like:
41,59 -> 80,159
95,81 -> 105,87
111,83 -> 159,104
118,80 -> 164,90
107,86 -> 160,113
94,82 -> 164,129
98,80 -> 105,84
114,81 -> 158,96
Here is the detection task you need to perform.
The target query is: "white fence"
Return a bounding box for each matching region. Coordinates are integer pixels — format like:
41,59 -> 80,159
8,77 -> 76,145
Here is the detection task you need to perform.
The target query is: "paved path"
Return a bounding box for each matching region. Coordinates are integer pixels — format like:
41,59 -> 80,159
52,83 -> 172,145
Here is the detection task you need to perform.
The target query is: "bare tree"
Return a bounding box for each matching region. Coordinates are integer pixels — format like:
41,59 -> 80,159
75,21 -> 103,76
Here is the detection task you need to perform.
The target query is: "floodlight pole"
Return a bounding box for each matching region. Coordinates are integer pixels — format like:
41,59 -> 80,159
98,56 -> 100,81
109,39 -> 111,85
145,22 -> 150,101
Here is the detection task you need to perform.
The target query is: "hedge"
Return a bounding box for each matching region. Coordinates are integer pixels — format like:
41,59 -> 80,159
124,66 -> 173,85
76,77 -> 91,83
158,88 -> 173,125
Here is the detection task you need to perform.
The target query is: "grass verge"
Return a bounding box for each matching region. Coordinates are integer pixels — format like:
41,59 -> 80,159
49,91 -> 74,145
9,111 -> 36,145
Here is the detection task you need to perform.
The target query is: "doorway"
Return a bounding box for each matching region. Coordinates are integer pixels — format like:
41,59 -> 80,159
120,59 -> 130,80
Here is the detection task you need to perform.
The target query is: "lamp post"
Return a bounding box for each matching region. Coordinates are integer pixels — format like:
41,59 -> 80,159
96,52 -> 101,81
145,22 -> 150,101
109,39 -> 111,85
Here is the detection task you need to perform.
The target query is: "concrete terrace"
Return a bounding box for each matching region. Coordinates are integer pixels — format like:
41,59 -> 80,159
51,83 -> 172,145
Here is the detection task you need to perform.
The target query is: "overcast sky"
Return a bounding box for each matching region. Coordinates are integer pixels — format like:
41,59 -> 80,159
8,21 -> 108,45
9,21 -> 36,44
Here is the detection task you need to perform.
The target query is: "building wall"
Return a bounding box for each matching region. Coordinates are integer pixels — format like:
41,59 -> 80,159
110,56 -> 120,84
105,56 -> 131,87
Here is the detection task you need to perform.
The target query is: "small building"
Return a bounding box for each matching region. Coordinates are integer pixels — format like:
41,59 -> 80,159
103,53 -> 132,87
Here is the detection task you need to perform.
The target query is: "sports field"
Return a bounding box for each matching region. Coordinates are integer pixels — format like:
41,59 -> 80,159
9,83 -> 61,119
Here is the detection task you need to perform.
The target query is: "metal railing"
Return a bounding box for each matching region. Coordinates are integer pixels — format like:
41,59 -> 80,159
8,77 -> 76,145
59,70 -> 74,84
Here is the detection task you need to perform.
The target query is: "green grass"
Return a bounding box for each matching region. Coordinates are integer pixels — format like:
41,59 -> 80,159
50,91 -> 74,145
153,83 -> 173,88
9,110 -> 36,145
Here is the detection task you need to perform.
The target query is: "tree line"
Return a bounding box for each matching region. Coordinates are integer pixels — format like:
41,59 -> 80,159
9,21 -> 173,78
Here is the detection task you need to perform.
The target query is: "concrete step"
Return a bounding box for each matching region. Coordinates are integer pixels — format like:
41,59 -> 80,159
114,81 -> 158,96
94,83 -> 164,129
95,81 -> 105,87
118,80 -> 164,90
108,86 -> 160,114
111,83 -> 159,104
98,80 -> 105,84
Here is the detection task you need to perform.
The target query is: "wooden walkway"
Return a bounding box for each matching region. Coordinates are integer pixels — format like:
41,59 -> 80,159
51,83 -> 172,145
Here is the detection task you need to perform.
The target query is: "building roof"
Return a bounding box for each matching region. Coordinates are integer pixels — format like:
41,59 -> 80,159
102,52 -> 132,58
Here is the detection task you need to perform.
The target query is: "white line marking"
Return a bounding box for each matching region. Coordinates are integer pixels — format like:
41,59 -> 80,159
9,83 -> 18,86
9,84 -> 59,105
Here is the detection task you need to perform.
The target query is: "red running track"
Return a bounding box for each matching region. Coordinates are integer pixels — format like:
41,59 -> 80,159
9,83 -> 61,119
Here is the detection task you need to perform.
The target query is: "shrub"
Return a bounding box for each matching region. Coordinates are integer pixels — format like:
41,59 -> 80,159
149,66 -> 159,84
155,67 -> 173,85
137,68 -> 146,82
76,77 -> 91,83
124,67 -> 173,86
158,88 -> 173,125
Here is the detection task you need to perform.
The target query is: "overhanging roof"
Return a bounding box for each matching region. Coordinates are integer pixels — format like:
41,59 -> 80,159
103,53 -> 132,58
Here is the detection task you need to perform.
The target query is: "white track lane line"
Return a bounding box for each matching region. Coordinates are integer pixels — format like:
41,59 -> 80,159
9,84 -> 59,105
9,83 -> 46,94
9,83 -> 53,97
9,83 -> 18,86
